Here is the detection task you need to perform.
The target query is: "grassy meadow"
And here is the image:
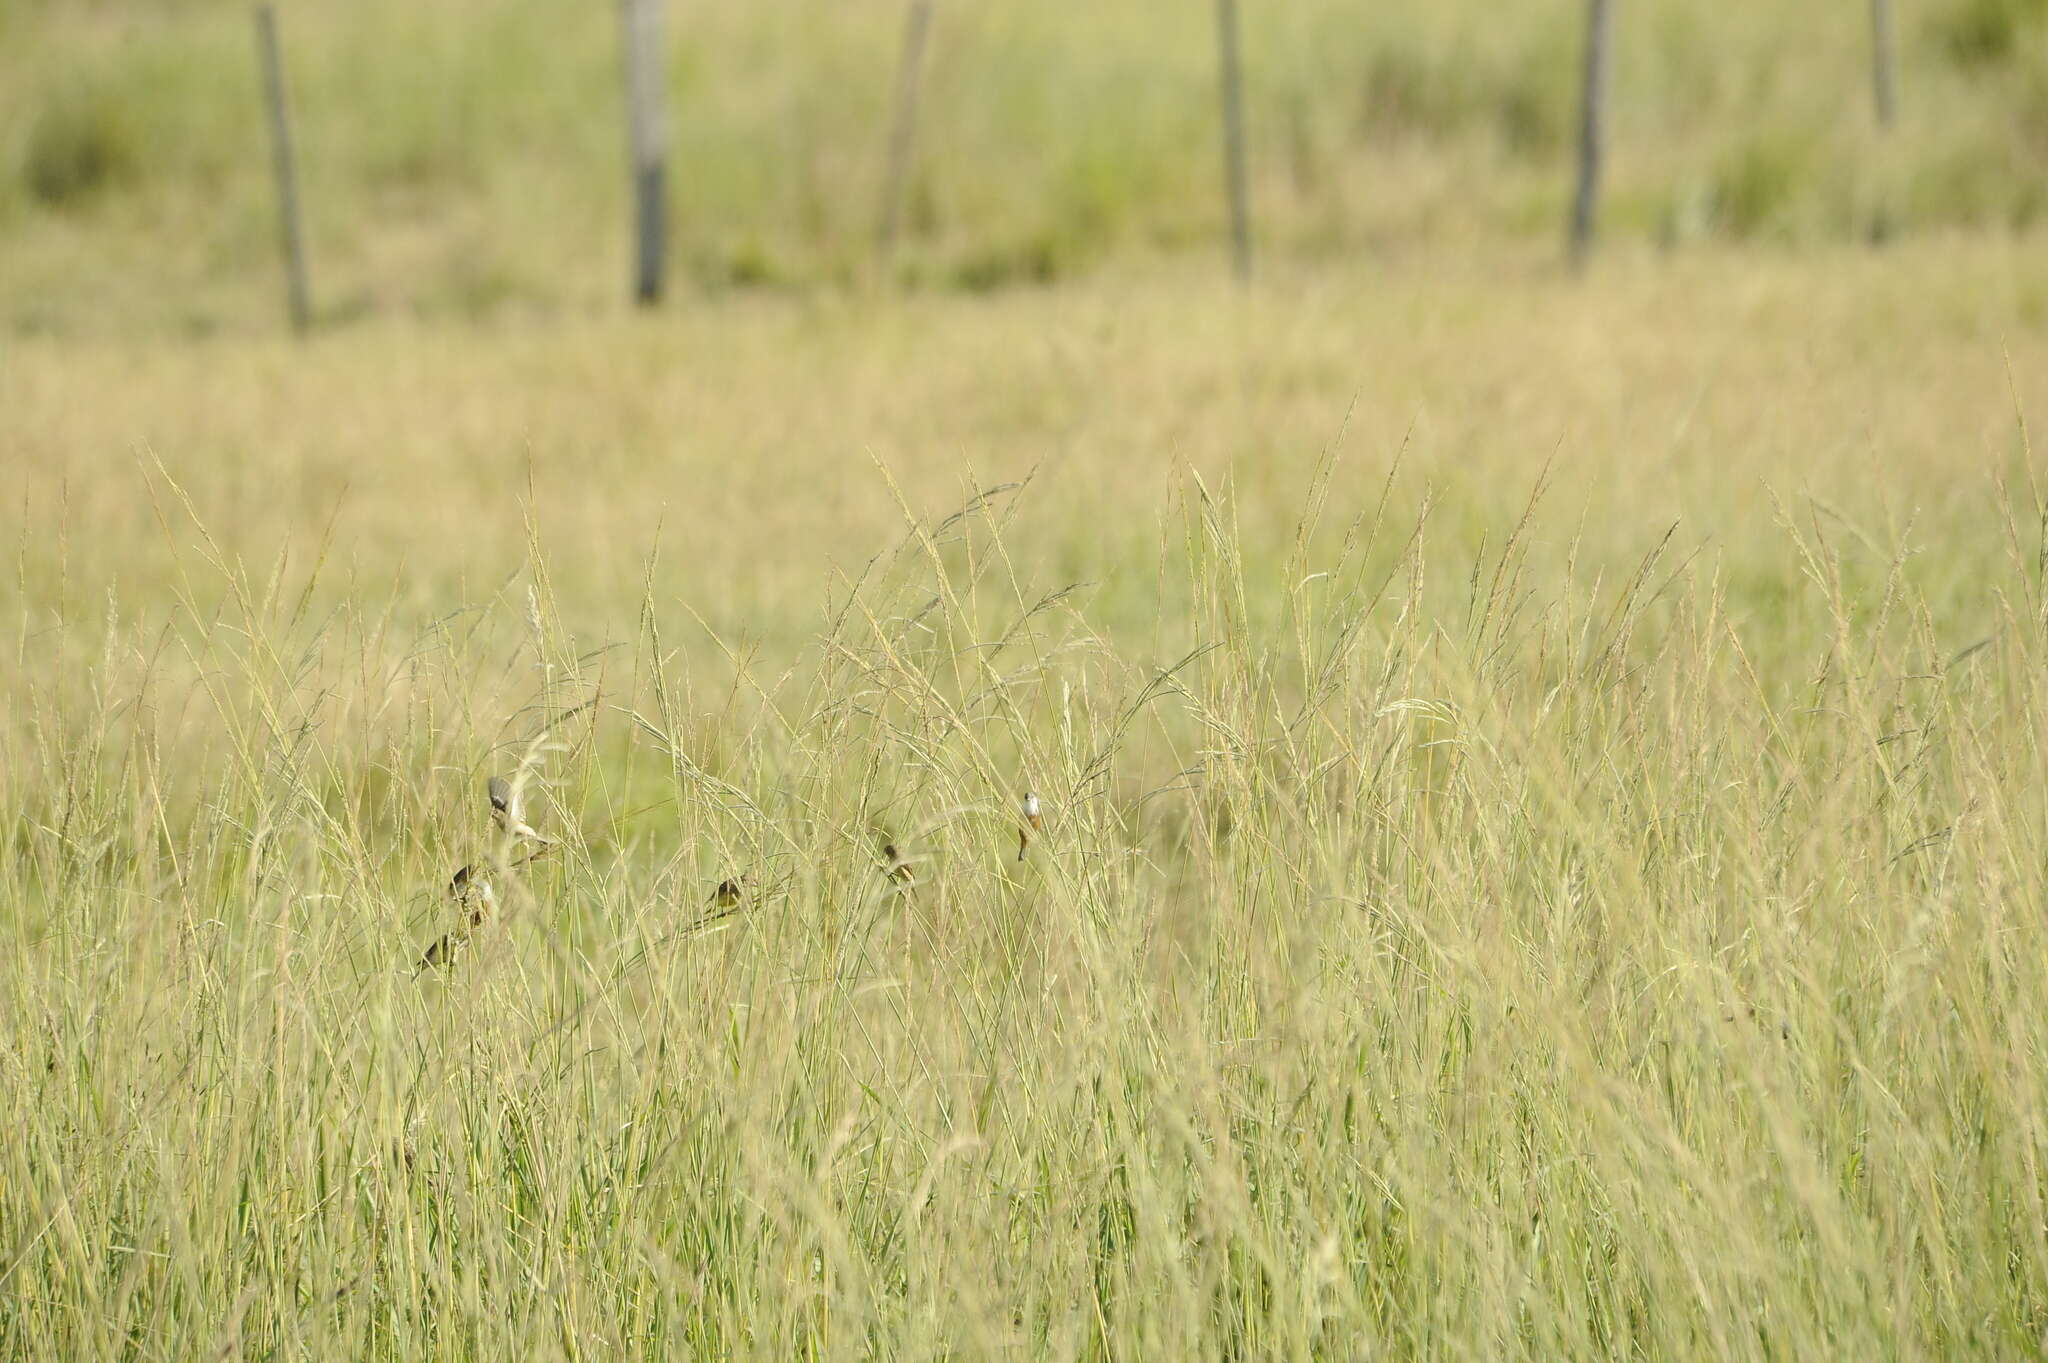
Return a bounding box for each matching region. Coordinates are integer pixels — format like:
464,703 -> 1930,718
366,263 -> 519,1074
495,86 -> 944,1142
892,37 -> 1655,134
4,0 -> 2048,326
11,0 -> 2048,1359
8,240 -> 2048,1358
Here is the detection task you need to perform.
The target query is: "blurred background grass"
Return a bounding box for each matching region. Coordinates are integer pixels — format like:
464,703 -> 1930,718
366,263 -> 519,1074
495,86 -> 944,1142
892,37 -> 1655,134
11,241 -> 2045,663
4,0 -> 2048,332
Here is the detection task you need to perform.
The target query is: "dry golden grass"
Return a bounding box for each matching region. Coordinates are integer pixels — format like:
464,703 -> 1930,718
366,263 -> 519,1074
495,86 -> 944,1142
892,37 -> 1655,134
6,238 -> 2048,1358
10,239 -> 2045,633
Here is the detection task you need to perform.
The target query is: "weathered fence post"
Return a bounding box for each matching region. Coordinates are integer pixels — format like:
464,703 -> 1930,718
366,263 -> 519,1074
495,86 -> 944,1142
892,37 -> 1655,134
254,4 -> 311,333
878,0 -> 933,262
1216,0 -> 1252,282
1568,0 -> 1613,270
621,0 -> 667,306
1870,0 -> 1898,129
1212,0 -> 1245,280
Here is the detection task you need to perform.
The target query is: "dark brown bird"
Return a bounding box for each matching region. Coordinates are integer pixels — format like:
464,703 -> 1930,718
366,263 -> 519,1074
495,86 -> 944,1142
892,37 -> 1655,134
713,877 -> 744,909
882,843 -> 915,884
417,861 -> 497,970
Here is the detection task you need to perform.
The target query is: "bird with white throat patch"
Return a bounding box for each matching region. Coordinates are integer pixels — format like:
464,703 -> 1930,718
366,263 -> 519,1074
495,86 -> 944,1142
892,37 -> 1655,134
1017,790 -> 1042,862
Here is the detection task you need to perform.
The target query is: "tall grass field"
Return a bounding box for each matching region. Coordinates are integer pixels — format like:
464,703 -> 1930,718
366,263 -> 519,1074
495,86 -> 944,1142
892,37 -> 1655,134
6,240 -> 2048,1357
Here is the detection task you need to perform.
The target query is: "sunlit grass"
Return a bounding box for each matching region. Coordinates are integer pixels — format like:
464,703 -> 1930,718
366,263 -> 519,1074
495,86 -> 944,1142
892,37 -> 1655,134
5,244 -> 2048,1358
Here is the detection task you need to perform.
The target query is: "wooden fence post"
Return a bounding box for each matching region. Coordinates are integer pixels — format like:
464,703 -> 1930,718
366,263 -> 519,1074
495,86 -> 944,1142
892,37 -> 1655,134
1568,0 -> 1613,270
254,4 -> 311,333
878,1 -> 934,261
1216,0 -> 1252,281
1870,0 -> 1898,129
621,0 -> 667,306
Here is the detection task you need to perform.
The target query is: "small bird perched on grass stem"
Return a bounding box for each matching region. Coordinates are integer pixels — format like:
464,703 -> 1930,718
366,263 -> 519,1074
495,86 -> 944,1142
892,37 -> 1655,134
417,860 -> 497,970
488,775 -> 549,845
1017,791 -> 1042,862
417,776 -> 555,973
